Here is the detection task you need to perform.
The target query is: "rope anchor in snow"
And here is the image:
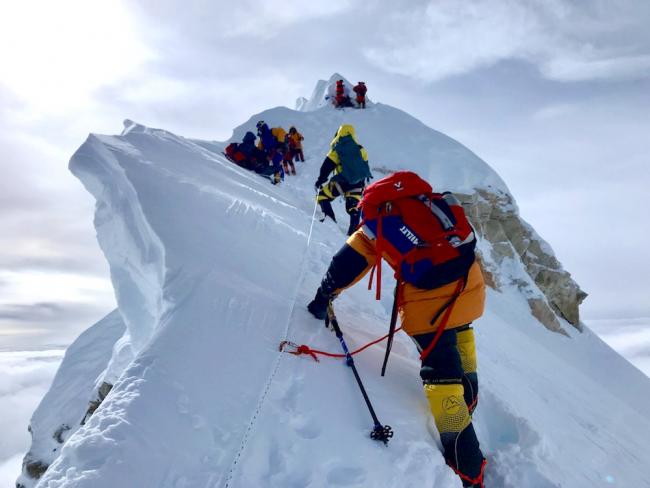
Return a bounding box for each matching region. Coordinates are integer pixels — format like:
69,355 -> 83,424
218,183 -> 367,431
278,340 -> 320,362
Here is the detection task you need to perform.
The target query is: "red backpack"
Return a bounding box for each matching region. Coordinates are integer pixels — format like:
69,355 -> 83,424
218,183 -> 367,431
359,171 -> 477,372
359,171 -> 476,299
224,143 -> 246,164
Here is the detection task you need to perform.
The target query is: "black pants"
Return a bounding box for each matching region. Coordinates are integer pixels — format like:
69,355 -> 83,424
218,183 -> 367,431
317,177 -> 363,235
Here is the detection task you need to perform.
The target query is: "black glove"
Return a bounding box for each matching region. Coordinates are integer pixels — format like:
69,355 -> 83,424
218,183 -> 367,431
315,177 -> 326,190
307,288 -> 330,321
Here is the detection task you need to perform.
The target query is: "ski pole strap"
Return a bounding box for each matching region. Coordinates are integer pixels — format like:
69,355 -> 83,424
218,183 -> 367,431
419,278 -> 465,362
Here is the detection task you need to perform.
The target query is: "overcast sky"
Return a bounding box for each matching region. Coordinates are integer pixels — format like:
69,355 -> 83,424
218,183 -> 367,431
1,0 -> 649,349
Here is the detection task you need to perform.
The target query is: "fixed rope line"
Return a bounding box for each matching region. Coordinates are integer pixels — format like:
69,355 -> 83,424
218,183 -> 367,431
221,196 -> 318,488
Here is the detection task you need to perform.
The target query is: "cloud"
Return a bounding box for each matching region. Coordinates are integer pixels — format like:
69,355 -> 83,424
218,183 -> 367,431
531,103 -> 578,120
0,350 -> 63,487
0,270 -> 114,349
362,0 -> 650,83
586,318 -> 650,377
543,54 -> 650,82
131,0 -> 353,41
217,0 -> 353,39
0,454 -> 24,488
0,303 -> 64,322
0,0 -> 153,117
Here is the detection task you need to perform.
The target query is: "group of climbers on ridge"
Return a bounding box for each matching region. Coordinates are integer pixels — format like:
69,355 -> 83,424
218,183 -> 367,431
224,122 -> 305,185
333,80 -> 367,109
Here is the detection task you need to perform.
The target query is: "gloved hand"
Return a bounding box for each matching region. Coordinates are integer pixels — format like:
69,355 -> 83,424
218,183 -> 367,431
307,288 -> 330,321
314,177 -> 326,190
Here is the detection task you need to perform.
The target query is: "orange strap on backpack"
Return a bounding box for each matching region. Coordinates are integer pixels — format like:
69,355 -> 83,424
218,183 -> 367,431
419,277 -> 465,361
367,214 -> 383,300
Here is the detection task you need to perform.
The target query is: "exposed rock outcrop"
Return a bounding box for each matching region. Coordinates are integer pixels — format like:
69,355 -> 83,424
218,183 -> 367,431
459,189 -> 587,333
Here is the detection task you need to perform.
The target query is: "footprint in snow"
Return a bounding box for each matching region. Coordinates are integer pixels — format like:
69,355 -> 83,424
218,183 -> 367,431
477,390 -> 559,488
290,414 -> 322,440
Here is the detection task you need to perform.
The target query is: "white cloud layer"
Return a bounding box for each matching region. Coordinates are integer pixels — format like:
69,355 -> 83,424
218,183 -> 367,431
587,318 -> 650,377
0,351 -> 63,487
363,0 -> 650,82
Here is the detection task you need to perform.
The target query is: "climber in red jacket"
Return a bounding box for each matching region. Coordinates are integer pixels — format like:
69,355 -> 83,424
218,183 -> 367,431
353,82 -> 367,109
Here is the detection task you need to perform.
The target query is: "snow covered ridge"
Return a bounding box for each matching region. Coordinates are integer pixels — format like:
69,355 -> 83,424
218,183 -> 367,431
19,76 -> 650,487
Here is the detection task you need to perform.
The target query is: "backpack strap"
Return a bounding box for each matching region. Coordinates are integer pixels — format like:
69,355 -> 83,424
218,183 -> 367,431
426,194 -> 455,231
367,211 -> 384,300
419,273 -> 468,362
380,280 -> 402,376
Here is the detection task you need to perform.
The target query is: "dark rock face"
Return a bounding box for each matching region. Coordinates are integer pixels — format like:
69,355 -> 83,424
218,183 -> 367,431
459,189 -> 586,333
23,457 -> 48,480
18,382 -> 115,487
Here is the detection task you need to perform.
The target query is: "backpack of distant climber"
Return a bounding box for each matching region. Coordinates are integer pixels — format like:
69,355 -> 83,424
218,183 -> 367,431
332,132 -> 372,186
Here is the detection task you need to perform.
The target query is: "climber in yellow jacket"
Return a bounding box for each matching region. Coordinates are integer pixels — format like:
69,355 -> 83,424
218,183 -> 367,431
315,124 -> 372,235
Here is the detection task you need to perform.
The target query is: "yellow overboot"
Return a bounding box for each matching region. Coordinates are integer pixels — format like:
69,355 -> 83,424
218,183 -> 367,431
424,383 -> 471,438
456,327 -> 479,413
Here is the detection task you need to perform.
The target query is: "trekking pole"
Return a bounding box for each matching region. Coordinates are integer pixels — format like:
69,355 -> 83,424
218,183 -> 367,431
326,302 -> 394,445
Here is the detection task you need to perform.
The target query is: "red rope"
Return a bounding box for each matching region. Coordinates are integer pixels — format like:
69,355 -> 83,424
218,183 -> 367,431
281,326 -> 403,362
447,458 -> 487,487
467,394 -> 479,415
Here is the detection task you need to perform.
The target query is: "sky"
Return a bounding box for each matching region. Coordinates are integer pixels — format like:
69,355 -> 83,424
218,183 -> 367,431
1,0 -> 649,351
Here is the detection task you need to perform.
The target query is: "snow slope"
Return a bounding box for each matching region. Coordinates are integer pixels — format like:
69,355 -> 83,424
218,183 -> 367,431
20,77 -> 650,488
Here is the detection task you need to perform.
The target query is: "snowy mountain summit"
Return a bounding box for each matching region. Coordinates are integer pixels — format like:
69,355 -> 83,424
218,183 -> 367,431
19,76 -> 650,488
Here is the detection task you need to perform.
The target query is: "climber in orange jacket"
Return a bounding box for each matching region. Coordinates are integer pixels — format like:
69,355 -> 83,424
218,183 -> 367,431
287,126 -> 305,162
308,171 -> 487,488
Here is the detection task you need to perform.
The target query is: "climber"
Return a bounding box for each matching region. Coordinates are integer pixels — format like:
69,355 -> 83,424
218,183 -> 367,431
287,126 -> 305,163
271,126 -> 296,176
237,131 -> 268,171
315,124 -> 372,236
353,81 -> 367,109
334,79 -> 354,108
307,171 -> 487,488
256,121 -> 283,184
